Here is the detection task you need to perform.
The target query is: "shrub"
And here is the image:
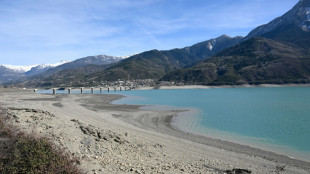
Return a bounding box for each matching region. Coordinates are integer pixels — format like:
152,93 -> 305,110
0,107 -> 82,174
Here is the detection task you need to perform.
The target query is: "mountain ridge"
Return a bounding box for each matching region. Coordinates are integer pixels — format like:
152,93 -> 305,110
81,35 -> 243,84
0,55 -> 124,85
84,0 -> 310,85
9,34 -> 243,87
159,0 -> 310,85
244,0 -> 310,40
1,60 -> 69,73
160,37 -> 310,85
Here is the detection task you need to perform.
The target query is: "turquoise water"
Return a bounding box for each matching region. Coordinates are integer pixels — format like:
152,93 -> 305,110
111,87 -> 310,161
39,87 -> 310,160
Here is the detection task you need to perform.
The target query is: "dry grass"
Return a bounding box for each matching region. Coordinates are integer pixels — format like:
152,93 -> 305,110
0,106 -> 83,174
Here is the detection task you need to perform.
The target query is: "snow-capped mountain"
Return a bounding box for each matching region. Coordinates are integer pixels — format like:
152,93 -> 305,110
26,60 -> 70,76
1,60 -> 69,74
77,55 -> 124,64
54,55 -> 123,71
38,60 -> 70,69
0,65 -> 25,83
0,55 -> 126,84
1,64 -> 38,73
24,55 -> 125,80
0,60 -> 70,83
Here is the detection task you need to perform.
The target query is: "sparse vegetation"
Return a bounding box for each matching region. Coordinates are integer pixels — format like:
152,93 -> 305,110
160,37 -> 310,85
0,107 -> 82,174
275,165 -> 286,174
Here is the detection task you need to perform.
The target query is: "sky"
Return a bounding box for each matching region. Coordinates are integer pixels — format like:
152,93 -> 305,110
0,0 -> 299,65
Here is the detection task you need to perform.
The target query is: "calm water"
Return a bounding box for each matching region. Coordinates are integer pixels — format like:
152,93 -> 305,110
39,87 -> 310,160
112,87 -> 310,161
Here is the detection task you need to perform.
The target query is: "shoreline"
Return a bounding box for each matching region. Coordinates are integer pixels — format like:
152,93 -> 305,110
168,115 -> 310,168
170,108 -> 310,163
109,94 -> 310,170
152,83 -> 310,90
121,103 -> 310,170
32,83 -> 310,93
111,87 -> 310,163
1,89 -> 309,173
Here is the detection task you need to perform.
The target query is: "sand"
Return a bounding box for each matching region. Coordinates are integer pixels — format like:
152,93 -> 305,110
0,88 -> 309,174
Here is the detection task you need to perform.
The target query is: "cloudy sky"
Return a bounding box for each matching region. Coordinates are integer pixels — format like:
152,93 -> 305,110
0,0 -> 299,65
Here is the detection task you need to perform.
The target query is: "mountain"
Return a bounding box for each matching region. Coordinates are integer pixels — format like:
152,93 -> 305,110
244,0 -> 310,40
6,1 -> 309,87
183,35 -> 242,62
20,64 -> 114,87
35,55 -> 124,78
0,61 -> 68,84
81,35 -> 243,83
160,37 -> 310,85
25,60 -> 69,76
12,55 -> 124,87
160,1 -> 310,85
1,60 -> 69,75
0,65 -> 25,84
0,64 -> 37,73
13,35 -> 242,87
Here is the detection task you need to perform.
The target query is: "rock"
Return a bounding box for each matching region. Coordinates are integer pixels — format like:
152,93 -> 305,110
114,138 -> 120,143
153,143 -> 163,148
80,126 -> 90,135
97,130 -> 106,139
225,168 -> 252,174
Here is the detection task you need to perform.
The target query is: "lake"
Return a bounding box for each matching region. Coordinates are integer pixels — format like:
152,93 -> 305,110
39,86 -> 310,161
112,87 -> 310,161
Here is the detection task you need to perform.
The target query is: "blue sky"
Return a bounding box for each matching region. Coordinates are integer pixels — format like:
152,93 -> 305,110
0,0 -> 299,65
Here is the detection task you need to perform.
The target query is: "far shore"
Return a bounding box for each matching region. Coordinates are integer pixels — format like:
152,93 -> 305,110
1,88 -> 310,173
25,83 -> 310,93
153,83 -> 310,90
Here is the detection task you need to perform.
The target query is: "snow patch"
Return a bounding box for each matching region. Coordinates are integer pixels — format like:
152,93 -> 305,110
2,64 -> 38,73
2,60 -> 69,73
207,43 -> 213,50
37,60 -> 70,69
121,53 -> 138,59
206,39 -> 217,51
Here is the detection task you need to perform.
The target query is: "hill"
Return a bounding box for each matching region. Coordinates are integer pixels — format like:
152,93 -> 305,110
84,35 -> 242,83
20,64 -> 113,87
160,37 -> 310,85
161,0 -> 310,85
8,55 -> 123,87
